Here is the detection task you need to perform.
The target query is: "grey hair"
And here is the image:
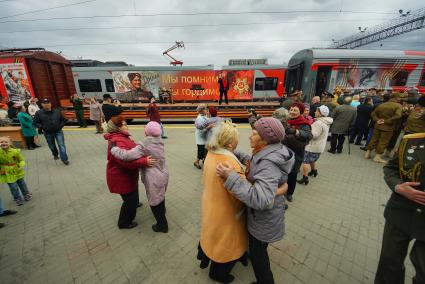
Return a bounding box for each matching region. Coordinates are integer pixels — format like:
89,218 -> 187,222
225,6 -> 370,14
272,107 -> 290,123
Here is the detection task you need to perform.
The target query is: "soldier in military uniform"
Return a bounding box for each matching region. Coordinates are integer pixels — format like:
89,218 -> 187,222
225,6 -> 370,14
404,96 -> 425,135
365,93 -> 403,163
375,133 -> 425,284
70,94 -> 86,128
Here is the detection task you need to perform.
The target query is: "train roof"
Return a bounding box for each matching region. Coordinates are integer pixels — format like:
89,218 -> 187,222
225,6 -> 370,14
0,48 -> 71,64
295,48 -> 425,60
72,65 -> 215,72
221,64 -> 286,70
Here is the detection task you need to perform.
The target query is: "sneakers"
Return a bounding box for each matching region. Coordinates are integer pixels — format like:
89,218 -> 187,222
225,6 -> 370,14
24,193 -> 32,201
15,199 -> 24,206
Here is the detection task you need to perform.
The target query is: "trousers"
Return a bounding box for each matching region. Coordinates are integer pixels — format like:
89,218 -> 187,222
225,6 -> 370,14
367,129 -> 393,154
249,233 -> 275,284
118,190 -> 139,228
375,222 -> 425,284
330,133 -> 346,152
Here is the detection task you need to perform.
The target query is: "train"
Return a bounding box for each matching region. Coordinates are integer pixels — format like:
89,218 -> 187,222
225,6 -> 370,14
1,48 -> 424,120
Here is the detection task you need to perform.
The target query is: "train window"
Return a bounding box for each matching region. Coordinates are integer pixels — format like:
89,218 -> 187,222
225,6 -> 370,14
105,79 -> 115,92
419,72 -> 425,87
255,77 -> 278,91
78,79 -> 102,92
390,71 -> 409,86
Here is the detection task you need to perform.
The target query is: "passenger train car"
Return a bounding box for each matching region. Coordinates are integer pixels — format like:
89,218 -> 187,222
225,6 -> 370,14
285,49 -> 425,101
71,64 -> 286,103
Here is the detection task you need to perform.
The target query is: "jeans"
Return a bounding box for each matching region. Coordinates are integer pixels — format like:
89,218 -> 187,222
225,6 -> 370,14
0,195 -> 4,214
7,178 -> 30,201
160,123 -> 167,138
249,233 -> 275,284
365,128 -> 374,147
44,130 -> 68,161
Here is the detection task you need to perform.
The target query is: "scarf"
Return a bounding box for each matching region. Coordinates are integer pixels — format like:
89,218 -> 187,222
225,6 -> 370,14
106,120 -> 120,133
288,116 -> 311,128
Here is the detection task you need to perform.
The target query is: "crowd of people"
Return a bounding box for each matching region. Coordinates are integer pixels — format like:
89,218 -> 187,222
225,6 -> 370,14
0,85 -> 423,283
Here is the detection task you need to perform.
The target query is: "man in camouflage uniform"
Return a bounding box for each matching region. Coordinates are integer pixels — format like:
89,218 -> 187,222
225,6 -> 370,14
365,93 -> 402,163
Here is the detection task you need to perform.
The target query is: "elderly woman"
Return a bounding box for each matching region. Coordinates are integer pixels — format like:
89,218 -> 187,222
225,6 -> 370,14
197,121 -> 248,283
194,104 -> 209,169
104,115 -> 155,229
216,117 -> 294,284
297,105 -> 333,185
89,98 -> 104,134
283,103 -> 312,202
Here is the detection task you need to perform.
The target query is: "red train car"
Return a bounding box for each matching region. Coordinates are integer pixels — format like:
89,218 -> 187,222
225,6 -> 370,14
0,48 -> 75,107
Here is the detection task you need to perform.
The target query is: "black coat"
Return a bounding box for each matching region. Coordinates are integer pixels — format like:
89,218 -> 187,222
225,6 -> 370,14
282,122 -> 312,173
383,156 -> 425,241
354,103 -> 373,128
33,108 -> 67,134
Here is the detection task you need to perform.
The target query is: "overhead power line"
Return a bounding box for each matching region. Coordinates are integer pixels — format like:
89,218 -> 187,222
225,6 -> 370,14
0,0 -> 97,20
0,10 -> 399,24
0,18 -> 393,34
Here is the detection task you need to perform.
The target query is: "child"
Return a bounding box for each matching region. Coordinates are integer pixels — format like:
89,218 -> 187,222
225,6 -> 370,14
0,137 -> 32,205
110,121 -> 169,233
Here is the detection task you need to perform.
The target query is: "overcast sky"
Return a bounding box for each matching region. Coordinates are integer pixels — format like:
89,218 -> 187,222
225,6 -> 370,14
0,0 -> 424,67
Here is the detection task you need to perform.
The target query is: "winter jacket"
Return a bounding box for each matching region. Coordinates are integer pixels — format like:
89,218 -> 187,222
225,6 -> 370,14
305,116 -> 333,153
102,103 -> 123,122
110,136 -> 169,206
224,143 -> 295,243
282,121 -> 312,173
354,103 -> 373,128
200,149 -> 248,263
89,102 -> 103,121
17,112 -> 36,137
33,108 -> 67,134
148,103 -> 161,123
371,101 -> 402,132
104,132 -> 149,195
194,114 -> 208,145
330,104 -> 357,134
404,106 -> 425,134
0,147 -> 25,183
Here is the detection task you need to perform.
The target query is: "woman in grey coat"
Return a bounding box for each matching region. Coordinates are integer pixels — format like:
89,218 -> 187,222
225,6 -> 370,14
217,117 -> 294,284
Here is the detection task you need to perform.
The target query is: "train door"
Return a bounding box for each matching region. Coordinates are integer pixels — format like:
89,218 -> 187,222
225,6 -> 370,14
315,66 -> 331,97
285,62 -> 304,94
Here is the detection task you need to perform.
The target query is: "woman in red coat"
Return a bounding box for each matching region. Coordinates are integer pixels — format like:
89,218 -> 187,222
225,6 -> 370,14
104,115 -> 155,229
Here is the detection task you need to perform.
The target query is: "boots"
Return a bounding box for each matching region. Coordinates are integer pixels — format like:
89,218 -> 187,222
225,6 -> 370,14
308,169 -> 318,177
373,154 -> 388,164
150,201 -> 168,233
364,150 -> 372,159
297,176 -> 309,185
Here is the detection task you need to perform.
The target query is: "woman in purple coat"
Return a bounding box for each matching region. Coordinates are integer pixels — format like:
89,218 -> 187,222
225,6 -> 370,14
111,121 -> 169,233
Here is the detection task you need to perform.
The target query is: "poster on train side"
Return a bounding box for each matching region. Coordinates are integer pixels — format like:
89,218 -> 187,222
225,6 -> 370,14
111,70 -> 254,102
0,57 -> 35,102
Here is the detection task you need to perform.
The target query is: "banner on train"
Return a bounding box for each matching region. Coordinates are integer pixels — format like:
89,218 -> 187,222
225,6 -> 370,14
0,58 -> 35,102
111,70 -> 254,101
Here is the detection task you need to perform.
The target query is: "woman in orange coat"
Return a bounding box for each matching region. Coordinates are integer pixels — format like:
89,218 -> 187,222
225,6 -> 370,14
197,121 -> 248,283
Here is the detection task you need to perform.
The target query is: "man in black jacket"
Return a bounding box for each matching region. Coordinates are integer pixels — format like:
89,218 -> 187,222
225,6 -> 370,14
33,99 -> 69,165
375,133 -> 425,284
101,94 -> 122,122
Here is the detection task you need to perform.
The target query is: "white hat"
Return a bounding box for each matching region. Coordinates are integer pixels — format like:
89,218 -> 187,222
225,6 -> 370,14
318,105 -> 329,117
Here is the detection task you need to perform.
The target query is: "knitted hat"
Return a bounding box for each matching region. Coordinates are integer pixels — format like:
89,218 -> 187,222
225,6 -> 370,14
254,117 -> 285,144
209,106 -> 218,117
318,105 -> 330,117
144,121 -> 161,137
291,102 -> 305,114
